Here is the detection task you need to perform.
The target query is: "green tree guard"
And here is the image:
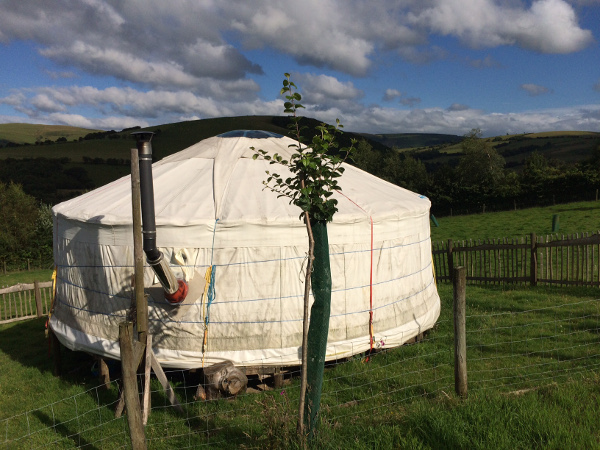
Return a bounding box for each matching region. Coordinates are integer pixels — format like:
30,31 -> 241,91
304,220 -> 331,438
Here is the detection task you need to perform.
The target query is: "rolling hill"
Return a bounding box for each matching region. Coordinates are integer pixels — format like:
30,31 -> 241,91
0,117 -> 598,206
0,123 -> 98,145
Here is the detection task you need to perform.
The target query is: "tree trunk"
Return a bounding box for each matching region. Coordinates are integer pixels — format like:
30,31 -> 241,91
297,212 -> 314,441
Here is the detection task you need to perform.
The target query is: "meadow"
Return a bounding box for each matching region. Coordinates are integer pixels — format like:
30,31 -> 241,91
430,199 -> 600,242
1,201 -> 599,448
1,282 -> 598,448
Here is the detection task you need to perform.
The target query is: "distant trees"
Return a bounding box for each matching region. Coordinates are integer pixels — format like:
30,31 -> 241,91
347,128 -> 600,216
0,182 -> 38,256
456,129 -> 506,193
0,182 -> 52,269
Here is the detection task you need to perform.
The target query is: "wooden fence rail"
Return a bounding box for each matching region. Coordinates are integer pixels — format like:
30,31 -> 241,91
0,281 -> 53,324
433,232 -> 600,286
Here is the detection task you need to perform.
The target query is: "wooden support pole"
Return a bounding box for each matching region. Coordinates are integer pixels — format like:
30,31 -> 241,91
115,339 -> 147,418
142,333 -> 152,425
131,148 -> 148,343
273,366 -> 284,389
453,266 -> 467,398
119,322 -> 147,450
34,281 -> 42,318
150,351 -> 184,414
97,357 -> 111,390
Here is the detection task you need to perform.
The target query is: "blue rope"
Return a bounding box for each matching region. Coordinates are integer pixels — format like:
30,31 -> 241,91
205,219 -> 219,326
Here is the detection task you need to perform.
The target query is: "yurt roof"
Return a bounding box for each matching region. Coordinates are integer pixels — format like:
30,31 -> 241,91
53,130 -> 430,246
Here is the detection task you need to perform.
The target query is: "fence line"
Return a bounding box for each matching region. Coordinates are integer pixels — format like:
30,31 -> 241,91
2,286 -> 598,448
0,281 -> 53,324
433,231 -> 600,286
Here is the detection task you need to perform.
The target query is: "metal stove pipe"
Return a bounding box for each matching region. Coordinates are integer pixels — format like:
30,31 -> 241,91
132,131 -> 188,304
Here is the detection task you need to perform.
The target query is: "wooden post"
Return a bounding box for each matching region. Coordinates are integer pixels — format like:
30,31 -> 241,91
34,281 -> 42,318
447,239 -> 454,282
97,357 -> 111,390
273,366 -> 284,389
453,266 -> 467,398
119,322 -> 147,450
131,148 -> 148,343
142,333 -> 152,425
530,233 -> 538,286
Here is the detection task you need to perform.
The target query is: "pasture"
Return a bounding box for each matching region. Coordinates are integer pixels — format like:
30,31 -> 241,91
1,285 -> 599,448
1,200 -> 599,447
430,200 -> 600,242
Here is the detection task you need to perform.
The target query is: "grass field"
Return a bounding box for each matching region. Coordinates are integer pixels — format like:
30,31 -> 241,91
1,283 -> 599,448
0,269 -> 53,287
1,200 -> 600,447
0,124 -> 97,145
430,200 -> 600,242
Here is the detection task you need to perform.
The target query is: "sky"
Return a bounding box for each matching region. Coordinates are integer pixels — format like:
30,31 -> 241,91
0,0 -> 599,137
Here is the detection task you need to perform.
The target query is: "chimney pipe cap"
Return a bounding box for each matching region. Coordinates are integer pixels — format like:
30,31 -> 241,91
131,131 -> 154,143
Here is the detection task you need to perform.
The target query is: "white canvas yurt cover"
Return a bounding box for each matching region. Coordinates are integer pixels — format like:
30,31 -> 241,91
50,130 -> 440,369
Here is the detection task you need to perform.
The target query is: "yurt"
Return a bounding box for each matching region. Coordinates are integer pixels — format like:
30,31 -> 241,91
50,130 -> 440,369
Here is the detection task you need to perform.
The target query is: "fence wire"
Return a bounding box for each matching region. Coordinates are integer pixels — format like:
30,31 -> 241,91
2,292 -> 599,449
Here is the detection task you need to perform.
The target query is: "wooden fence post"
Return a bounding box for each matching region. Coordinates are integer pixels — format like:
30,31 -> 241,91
119,321 -> 147,450
447,239 -> 454,282
453,266 -> 467,398
530,233 -> 538,286
34,281 -> 42,318
131,147 -> 148,343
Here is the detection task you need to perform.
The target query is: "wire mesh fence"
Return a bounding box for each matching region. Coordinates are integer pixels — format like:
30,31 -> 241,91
1,285 -> 599,448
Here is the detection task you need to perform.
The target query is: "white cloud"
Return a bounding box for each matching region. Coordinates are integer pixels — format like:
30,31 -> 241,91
0,0 -> 592,88
520,83 -> 552,96
0,85 -> 281,129
411,0 -> 593,54
383,89 -> 403,101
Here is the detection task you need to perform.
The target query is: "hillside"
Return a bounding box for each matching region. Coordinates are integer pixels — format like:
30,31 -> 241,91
0,118 -> 598,208
0,116 -> 391,204
0,123 -> 98,145
409,130 -> 600,172
361,132 -> 463,149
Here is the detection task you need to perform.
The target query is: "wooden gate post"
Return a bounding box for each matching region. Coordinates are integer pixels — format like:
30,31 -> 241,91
34,281 -> 42,318
119,321 -> 147,450
447,239 -> 454,282
453,266 -> 467,398
530,233 -> 538,286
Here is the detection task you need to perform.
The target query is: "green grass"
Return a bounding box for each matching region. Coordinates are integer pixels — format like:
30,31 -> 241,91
0,269 -> 53,287
0,124 -> 97,145
431,200 -> 600,242
1,283 -> 599,448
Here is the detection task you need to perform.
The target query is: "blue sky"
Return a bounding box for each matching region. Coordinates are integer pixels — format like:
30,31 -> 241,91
1,0 -> 599,137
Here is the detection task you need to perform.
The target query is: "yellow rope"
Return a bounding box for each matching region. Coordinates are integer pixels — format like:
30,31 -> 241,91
201,266 -> 212,367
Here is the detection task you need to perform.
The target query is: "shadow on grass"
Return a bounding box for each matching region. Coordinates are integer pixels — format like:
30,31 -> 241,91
0,317 -> 54,372
0,317 -> 103,386
31,410 -> 97,449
